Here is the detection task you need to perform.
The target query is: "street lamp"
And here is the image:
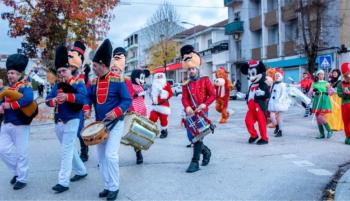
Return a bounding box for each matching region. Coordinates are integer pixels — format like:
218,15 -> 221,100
181,21 -> 197,49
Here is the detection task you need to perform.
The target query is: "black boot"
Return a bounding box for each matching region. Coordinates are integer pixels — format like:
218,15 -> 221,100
248,137 -> 259,144
186,161 -> 199,173
52,184 -> 69,193
10,176 -> 17,185
79,137 -> 89,162
273,125 -> 279,134
186,141 -> 202,173
135,149 -> 143,164
160,129 -> 168,139
201,145 -> 211,166
107,190 -> 119,201
275,130 -> 282,137
13,181 -> 26,190
99,189 -> 109,198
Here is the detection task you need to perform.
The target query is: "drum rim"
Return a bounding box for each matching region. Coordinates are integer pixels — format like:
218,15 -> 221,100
81,121 -> 106,137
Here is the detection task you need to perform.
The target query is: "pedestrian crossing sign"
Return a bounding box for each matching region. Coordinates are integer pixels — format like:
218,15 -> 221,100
318,55 -> 332,70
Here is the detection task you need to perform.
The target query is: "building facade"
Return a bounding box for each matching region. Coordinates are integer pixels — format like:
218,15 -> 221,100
225,0 -> 350,92
123,22 -> 185,75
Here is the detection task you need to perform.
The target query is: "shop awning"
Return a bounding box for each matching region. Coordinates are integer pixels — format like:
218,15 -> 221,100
265,57 -> 308,68
152,63 -> 182,74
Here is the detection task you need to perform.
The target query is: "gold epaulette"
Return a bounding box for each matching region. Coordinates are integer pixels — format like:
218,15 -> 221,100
109,76 -> 124,82
91,78 -> 98,85
182,80 -> 190,86
18,81 -> 32,88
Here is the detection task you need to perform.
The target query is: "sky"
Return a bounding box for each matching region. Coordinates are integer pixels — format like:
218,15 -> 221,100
0,0 -> 227,55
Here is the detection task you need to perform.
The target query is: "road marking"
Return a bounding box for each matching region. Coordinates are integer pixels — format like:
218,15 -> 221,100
282,154 -> 298,159
307,169 -> 333,176
292,160 -> 315,167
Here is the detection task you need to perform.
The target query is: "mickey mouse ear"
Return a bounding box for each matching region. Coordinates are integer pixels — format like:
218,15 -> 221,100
239,62 -> 249,75
143,69 -> 150,77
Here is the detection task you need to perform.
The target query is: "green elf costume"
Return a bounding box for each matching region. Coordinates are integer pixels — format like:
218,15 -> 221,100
309,69 -> 333,139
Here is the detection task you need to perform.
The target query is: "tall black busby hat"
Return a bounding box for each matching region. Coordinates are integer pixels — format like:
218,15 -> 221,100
93,39 -> 112,67
113,47 -> 127,57
72,41 -> 86,62
6,54 -> 29,73
55,45 -> 69,70
180,44 -> 195,58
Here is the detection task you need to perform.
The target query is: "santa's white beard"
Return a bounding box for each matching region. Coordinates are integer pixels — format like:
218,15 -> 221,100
151,78 -> 166,104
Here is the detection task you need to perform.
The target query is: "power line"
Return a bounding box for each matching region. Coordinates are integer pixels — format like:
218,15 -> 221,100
119,1 -> 225,9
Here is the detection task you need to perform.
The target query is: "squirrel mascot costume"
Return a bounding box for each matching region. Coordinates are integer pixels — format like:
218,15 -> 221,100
213,67 -> 233,124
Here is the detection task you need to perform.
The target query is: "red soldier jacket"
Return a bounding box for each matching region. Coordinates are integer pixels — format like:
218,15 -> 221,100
182,76 -> 216,113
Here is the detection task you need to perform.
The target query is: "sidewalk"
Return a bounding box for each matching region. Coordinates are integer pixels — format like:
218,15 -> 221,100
335,169 -> 350,200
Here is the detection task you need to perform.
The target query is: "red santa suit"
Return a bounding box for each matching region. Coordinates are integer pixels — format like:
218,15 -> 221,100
149,73 -> 173,137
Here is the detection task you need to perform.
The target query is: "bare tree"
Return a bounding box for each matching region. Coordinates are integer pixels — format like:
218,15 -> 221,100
297,0 -> 338,75
144,1 -> 184,73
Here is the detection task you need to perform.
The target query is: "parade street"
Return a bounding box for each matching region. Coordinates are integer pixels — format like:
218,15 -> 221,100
0,96 -> 349,200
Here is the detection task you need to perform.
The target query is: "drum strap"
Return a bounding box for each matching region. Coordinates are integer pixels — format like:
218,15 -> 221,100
104,115 -> 124,132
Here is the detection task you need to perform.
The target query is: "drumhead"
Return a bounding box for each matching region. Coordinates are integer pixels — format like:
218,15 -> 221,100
81,122 -> 105,137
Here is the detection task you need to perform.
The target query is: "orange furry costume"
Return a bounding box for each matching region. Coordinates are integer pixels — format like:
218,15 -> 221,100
213,67 -> 233,124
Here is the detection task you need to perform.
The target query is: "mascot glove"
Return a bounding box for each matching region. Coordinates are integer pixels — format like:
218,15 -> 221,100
255,89 -> 265,96
138,91 -> 146,97
160,90 -> 169,99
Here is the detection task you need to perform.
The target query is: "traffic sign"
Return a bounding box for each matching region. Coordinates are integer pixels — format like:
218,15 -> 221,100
318,55 -> 332,70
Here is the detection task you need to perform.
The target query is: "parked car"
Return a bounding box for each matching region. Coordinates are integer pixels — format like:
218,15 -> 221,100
172,83 -> 182,96
230,89 -> 246,100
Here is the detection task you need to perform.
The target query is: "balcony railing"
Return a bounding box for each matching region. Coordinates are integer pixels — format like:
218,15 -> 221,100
224,0 -> 242,7
264,10 -> 278,27
282,3 -> 298,21
251,47 -> 262,60
283,41 -> 297,56
266,44 -> 278,59
250,15 -> 262,31
225,21 -> 244,35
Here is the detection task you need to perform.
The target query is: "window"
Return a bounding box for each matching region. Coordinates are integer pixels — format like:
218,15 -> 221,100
236,41 -> 242,59
234,12 -> 241,21
208,39 -> 212,48
135,34 -> 138,44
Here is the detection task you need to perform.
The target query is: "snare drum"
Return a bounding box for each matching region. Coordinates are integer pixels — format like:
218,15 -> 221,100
122,112 -> 159,150
184,113 -> 215,143
81,121 -> 108,145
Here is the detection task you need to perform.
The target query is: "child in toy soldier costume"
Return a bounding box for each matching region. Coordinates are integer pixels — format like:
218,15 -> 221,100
337,63 -> 350,144
86,39 -> 132,201
110,47 -> 145,165
46,46 -> 88,193
0,54 -> 34,190
180,45 -> 216,173
68,41 -> 90,162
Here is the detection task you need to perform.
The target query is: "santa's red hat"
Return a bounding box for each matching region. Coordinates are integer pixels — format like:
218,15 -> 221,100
341,62 -> 350,74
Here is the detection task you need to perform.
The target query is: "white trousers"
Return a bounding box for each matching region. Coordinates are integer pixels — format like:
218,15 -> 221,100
97,120 -> 123,191
55,119 -> 87,187
0,123 -> 30,183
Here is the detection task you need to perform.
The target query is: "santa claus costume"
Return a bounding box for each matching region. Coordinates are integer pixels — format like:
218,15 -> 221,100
241,60 -> 270,145
149,72 -> 173,138
337,63 -> 350,145
267,68 -> 290,137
